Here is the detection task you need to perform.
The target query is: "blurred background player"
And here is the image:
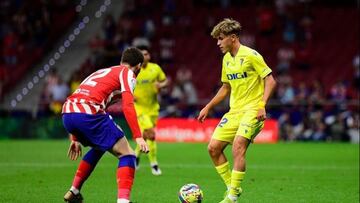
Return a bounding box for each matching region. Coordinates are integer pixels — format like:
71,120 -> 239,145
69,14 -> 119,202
198,18 -> 276,203
134,45 -> 168,175
62,47 -> 149,203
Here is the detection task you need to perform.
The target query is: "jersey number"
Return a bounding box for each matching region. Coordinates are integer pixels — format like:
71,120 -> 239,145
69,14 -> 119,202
81,68 -> 111,87
218,118 -> 228,127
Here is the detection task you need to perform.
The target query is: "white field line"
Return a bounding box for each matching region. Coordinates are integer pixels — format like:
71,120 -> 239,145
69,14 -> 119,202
0,162 -> 358,170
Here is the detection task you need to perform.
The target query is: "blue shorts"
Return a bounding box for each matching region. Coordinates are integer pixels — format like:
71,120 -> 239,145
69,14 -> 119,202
62,113 -> 125,151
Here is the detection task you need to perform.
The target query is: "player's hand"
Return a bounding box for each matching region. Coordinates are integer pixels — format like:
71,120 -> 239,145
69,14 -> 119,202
197,107 -> 209,123
256,108 -> 267,121
135,138 -> 149,153
154,82 -> 162,92
154,82 -> 161,89
67,141 -> 82,161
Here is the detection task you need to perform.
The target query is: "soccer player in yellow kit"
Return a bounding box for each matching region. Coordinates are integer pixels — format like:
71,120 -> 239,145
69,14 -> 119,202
197,18 -> 277,203
134,45 -> 168,175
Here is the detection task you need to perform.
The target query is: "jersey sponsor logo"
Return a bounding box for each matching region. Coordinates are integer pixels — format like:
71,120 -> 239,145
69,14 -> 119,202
226,72 -> 248,80
138,79 -> 150,84
74,88 -> 90,96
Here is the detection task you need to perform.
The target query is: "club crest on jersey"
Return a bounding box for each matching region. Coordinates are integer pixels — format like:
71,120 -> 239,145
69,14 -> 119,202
131,78 -> 136,91
227,72 -> 248,80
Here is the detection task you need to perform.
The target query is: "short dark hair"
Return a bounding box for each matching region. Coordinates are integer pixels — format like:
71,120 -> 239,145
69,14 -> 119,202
136,45 -> 150,52
121,47 -> 144,67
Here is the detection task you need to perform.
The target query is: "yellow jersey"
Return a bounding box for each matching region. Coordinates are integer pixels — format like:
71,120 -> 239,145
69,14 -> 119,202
221,45 -> 272,112
134,62 -> 166,114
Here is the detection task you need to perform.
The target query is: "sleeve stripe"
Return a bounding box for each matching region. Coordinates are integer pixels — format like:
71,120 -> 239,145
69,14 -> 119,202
119,68 -> 125,92
120,67 -> 131,92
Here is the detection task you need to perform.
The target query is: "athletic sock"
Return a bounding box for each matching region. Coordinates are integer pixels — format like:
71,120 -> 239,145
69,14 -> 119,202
117,154 -> 136,200
71,148 -> 104,191
134,143 -> 141,158
117,198 -> 130,203
229,170 -> 245,198
147,139 -> 158,166
215,162 -> 231,188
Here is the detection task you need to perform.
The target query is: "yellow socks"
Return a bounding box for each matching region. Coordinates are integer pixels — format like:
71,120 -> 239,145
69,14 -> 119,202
215,162 -> 232,188
229,170 -> 245,197
147,139 -> 158,165
135,139 -> 158,166
134,143 -> 141,158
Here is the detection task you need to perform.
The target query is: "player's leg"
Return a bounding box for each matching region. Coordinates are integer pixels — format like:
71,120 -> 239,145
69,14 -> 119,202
64,148 -> 105,202
109,137 -> 137,203
219,138 -> 249,203
97,114 -> 137,203
62,113 -> 106,202
134,144 -> 141,169
223,136 -> 250,203
210,113 -> 237,190
144,128 -> 161,175
134,114 -> 150,169
148,115 -> 162,175
223,111 -> 264,203
208,139 -> 231,187
134,130 -> 150,170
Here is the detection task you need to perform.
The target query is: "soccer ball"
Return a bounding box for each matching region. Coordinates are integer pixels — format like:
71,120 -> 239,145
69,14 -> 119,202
178,183 -> 203,203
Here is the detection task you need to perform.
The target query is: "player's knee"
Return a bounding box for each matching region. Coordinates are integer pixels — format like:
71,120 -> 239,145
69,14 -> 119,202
208,144 -> 221,157
111,139 -> 135,158
148,132 -> 155,141
144,129 -> 155,140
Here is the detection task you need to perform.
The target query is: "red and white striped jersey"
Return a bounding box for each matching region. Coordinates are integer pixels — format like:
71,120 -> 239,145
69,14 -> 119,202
62,65 -> 136,114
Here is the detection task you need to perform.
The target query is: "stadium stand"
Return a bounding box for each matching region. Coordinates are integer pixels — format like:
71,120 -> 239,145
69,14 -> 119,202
0,0 -> 358,142
0,0 -> 77,99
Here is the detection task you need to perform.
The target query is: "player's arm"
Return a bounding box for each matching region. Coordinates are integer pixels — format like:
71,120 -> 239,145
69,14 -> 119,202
250,51 -> 276,121
155,66 -> 168,90
121,91 -> 149,153
257,74 -> 276,121
155,78 -> 169,89
197,83 -> 231,122
262,74 -> 276,104
121,91 -> 142,138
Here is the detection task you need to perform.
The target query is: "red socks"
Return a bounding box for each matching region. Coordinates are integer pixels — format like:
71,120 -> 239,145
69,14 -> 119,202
71,149 -> 104,190
117,155 -> 136,200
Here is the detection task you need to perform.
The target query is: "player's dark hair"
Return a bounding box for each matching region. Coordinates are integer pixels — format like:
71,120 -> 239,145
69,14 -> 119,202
136,45 -> 150,52
121,47 -> 144,67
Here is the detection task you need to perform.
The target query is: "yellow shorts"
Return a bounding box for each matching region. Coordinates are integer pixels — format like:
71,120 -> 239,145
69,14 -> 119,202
212,110 -> 264,143
137,113 -> 158,132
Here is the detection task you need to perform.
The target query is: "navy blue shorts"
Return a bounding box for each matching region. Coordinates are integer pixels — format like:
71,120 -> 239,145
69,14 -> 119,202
62,113 -> 125,151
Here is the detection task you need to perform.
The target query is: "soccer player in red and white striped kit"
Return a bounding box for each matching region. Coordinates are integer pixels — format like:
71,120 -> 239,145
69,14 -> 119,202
62,47 -> 149,203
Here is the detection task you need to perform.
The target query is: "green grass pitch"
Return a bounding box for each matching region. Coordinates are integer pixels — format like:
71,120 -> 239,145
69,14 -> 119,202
0,140 -> 358,203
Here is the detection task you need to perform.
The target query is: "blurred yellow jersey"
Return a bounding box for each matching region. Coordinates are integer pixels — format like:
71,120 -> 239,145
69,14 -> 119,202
221,45 -> 272,112
134,62 -> 166,114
